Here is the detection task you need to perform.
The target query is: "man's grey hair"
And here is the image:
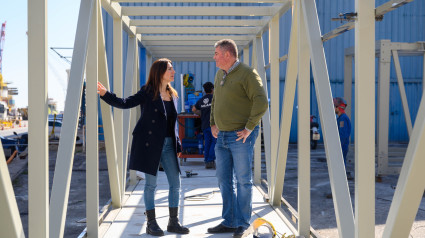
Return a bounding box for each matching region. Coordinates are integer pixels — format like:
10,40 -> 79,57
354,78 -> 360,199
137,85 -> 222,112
214,39 -> 238,58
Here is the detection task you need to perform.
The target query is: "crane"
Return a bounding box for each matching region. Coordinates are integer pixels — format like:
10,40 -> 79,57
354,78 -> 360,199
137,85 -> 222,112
0,21 -> 6,74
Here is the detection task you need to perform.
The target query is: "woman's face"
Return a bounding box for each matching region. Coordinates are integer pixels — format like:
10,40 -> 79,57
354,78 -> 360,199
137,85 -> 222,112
161,62 -> 175,85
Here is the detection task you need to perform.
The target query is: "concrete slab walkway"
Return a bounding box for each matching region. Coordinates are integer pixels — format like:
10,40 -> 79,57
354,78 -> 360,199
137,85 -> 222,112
101,158 -> 293,237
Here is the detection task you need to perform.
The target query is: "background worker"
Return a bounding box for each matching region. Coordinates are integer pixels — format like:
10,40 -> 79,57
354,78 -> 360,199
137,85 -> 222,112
333,97 -> 352,180
192,82 -> 216,169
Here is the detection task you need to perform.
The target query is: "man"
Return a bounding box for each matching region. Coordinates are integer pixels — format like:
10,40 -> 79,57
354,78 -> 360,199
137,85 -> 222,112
207,39 -> 268,238
192,82 -> 216,169
333,97 -> 352,180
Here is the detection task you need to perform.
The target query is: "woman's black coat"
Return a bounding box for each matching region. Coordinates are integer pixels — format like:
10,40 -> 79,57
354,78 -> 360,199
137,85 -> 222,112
100,86 -> 182,176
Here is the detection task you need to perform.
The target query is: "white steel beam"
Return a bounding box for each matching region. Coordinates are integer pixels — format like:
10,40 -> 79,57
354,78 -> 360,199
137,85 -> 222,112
101,0 -> 137,37
140,35 -> 252,41
149,51 -> 213,55
86,1 -> 99,236
114,0 -> 284,2
297,1 -> 310,236
354,0 -> 375,236
131,19 -> 267,27
322,0 -> 414,42
344,55 -> 353,120
161,57 -> 215,62
122,6 -> 279,16
271,0 -> 298,206
376,0 -> 414,16
98,5 -> 123,208
136,26 -> 260,35
254,36 -> 272,197
49,0 -> 95,237
377,40 -> 391,175
0,149 -> 24,237
392,50 -> 413,137
269,12 -> 280,204
113,16 -> 125,198
28,0 -> 48,237
146,46 -> 215,52
142,40 -> 250,47
382,95 -> 425,237
123,36 -> 137,191
301,0 -> 355,237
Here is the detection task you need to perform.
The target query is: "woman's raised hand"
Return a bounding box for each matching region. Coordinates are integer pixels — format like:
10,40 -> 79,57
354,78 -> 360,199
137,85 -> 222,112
97,82 -> 107,96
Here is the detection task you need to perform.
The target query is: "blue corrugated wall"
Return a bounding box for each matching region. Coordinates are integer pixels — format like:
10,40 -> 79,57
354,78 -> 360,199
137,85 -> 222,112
101,0 -> 425,143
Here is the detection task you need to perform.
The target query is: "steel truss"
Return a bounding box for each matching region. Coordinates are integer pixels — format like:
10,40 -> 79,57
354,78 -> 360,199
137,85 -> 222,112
1,0 -> 419,237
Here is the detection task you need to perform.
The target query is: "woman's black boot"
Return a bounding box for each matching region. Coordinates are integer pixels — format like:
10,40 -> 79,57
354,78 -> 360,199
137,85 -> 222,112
167,207 -> 190,234
145,209 -> 164,236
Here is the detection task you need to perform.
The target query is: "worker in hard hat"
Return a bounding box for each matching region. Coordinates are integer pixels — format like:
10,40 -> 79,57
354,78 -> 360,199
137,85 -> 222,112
333,97 -> 352,180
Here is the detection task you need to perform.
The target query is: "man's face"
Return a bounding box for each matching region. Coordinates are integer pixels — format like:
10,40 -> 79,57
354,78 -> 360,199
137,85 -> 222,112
213,47 -> 227,70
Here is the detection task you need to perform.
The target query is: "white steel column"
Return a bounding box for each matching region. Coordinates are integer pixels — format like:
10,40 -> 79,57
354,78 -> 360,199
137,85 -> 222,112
98,6 -> 122,208
113,16 -> 125,197
243,45 -> 249,64
146,53 -> 152,83
269,13 -> 280,197
86,1 -> 99,236
423,53 -> 425,94
354,0 -> 375,236
297,2 -> 310,236
383,96 -> 425,237
377,40 -> 391,175
250,42 -> 262,185
50,0 -> 95,237
272,0 -> 298,206
344,55 -> 353,120
392,50 -> 413,137
28,0 -> 48,237
0,150 -> 24,237
123,36 -> 136,188
246,44 -> 261,185
255,36 -> 272,196
301,0 -> 355,237
129,45 -> 140,185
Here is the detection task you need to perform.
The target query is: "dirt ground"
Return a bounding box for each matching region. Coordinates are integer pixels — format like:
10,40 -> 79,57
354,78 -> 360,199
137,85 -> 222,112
9,142 -> 425,237
11,146 -> 111,237
274,143 -> 425,238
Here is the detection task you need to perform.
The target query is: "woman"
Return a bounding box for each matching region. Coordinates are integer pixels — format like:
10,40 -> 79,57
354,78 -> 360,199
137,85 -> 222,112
97,58 -> 189,236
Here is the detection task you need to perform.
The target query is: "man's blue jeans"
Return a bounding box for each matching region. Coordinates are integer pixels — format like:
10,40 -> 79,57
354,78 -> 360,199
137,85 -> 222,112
215,126 -> 259,229
203,127 -> 217,163
144,137 -> 180,210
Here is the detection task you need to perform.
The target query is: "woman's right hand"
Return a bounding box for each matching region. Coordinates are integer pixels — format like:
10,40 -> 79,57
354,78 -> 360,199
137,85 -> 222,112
97,82 -> 107,96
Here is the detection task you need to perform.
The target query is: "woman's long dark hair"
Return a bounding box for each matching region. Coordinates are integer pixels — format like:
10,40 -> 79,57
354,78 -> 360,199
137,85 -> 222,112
145,58 -> 178,100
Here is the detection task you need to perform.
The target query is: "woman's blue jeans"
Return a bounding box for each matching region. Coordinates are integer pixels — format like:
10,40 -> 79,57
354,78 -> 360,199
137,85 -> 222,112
144,137 -> 180,210
215,126 -> 259,229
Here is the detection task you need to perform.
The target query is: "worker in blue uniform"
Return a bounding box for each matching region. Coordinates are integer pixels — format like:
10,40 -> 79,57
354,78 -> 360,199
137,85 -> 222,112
193,82 -> 216,169
333,97 -> 352,180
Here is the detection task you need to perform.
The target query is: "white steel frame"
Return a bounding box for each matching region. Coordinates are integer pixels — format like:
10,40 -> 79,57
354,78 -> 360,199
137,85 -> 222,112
345,40 -> 425,176
8,0 -> 421,237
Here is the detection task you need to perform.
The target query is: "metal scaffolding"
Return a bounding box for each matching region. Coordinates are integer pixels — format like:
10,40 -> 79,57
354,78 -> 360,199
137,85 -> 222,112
0,0 -> 423,237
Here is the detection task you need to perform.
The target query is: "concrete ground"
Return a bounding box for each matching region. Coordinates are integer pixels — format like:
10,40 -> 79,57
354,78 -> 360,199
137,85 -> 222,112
277,143 -> 425,237
8,142 -> 425,237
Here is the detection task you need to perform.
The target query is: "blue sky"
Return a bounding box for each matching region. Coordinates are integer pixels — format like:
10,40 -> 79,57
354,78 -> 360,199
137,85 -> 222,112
1,0 -> 80,111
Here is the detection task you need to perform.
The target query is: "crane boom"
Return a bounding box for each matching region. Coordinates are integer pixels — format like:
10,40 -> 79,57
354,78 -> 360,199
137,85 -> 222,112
0,21 -> 6,74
